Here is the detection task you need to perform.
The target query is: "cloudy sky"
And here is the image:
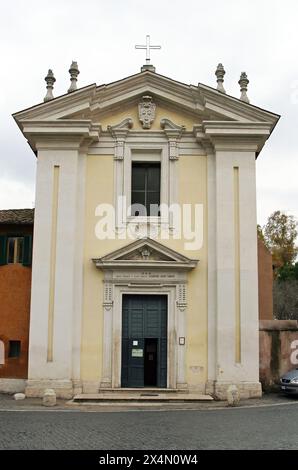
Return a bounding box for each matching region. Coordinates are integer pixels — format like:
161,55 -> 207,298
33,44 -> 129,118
0,0 -> 297,226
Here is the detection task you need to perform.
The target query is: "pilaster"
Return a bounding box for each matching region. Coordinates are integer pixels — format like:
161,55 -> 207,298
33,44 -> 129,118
201,123 -> 271,398
25,131 -> 95,397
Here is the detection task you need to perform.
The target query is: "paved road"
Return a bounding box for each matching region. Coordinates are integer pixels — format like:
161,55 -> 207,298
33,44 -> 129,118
0,402 -> 298,450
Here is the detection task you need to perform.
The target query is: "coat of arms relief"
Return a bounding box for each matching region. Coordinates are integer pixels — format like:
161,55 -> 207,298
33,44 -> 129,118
138,95 -> 156,129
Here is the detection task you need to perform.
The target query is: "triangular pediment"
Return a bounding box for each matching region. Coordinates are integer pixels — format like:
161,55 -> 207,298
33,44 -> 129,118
92,238 -> 198,270
13,70 -> 279,126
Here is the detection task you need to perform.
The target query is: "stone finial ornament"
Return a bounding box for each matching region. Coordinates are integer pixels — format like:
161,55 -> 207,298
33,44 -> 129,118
44,69 -> 56,102
215,63 -> 226,93
68,61 -> 80,93
239,72 -> 250,103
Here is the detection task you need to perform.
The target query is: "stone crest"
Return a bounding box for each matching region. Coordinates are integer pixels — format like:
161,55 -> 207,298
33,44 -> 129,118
138,95 -> 156,129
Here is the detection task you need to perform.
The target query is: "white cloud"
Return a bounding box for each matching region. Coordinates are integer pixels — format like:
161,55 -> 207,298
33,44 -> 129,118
0,178 -> 35,210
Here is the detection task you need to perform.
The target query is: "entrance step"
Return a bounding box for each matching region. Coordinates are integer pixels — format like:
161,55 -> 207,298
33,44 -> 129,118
72,391 -> 213,403
98,387 -> 189,394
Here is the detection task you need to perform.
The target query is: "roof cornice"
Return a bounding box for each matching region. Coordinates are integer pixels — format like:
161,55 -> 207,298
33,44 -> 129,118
12,71 -> 280,157
198,83 -> 280,124
13,84 -> 97,121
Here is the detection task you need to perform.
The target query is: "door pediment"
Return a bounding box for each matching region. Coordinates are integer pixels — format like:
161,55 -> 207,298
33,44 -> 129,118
92,238 -> 198,270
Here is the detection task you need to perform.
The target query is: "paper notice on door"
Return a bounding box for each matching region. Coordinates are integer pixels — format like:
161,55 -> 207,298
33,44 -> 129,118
132,349 -> 143,357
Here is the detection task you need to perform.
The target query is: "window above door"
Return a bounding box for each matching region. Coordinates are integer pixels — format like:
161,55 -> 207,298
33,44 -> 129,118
131,162 -> 161,217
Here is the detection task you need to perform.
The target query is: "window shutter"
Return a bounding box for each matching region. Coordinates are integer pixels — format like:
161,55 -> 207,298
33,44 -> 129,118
22,235 -> 32,267
0,235 -> 7,265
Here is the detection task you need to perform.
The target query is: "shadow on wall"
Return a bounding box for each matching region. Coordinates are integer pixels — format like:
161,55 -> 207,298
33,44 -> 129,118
259,320 -> 298,391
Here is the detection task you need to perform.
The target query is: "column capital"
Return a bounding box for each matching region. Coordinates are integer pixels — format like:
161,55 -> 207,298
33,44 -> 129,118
108,118 -> 133,160
200,121 -> 272,153
161,118 -> 185,160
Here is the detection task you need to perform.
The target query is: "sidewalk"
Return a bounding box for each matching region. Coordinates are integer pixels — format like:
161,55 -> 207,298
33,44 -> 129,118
0,391 -> 297,413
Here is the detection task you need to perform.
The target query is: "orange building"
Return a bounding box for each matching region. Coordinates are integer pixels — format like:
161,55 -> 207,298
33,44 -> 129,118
0,209 -> 33,390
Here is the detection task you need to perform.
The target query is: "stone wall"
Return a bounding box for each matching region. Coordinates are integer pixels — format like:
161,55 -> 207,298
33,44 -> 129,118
259,320 -> 298,390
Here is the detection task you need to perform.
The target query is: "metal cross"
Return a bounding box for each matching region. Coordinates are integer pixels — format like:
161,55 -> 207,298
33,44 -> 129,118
135,35 -> 161,65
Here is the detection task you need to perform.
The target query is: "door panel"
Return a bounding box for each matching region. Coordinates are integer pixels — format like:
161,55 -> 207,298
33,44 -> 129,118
128,337 -> 144,387
144,338 -> 158,386
121,295 -> 167,388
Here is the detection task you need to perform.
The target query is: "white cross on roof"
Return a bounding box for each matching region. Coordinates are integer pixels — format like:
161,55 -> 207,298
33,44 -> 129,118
135,35 -> 161,65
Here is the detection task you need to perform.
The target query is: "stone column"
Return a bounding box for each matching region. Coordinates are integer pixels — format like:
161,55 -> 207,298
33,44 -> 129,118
213,148 -> 260,398
203,124 -> 271,399
26,136 -> 85,398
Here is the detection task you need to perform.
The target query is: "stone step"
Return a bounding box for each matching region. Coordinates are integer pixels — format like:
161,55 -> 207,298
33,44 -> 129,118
72,392 -> 213,403
98,387 -> 189,395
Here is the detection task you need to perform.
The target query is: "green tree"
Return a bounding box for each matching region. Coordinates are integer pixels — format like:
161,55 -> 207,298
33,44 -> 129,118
263,210 -> 297,270
277,262 -> 298,281
257,224 -> 265,243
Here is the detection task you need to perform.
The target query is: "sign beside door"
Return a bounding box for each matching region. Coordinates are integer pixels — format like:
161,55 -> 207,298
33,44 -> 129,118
132,348 -> 143,357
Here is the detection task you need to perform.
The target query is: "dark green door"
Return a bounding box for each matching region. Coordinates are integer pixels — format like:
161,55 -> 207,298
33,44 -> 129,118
121,295 -> 167,388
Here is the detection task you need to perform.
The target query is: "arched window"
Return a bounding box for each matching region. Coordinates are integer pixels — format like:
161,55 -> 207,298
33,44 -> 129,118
0,340 -> 4,365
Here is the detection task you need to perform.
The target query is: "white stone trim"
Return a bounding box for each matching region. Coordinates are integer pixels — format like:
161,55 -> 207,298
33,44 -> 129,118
93,237 -> 199,269
0,379 -> 26,394
100,274 -> 188,390
88,132 -> 206,156
214,150 -> 259,383
207,151 -> 217,382
160,118 -> 186,160
14,75 -> 279,132
26,379 -> 74,398
93,238 -> 197,390
27,144 -> 86,385
115,138 -> 171,228
72,150 -> 86,381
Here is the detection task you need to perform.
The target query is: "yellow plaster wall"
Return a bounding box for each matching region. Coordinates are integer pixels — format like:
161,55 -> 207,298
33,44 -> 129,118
80,106 -> 208,388
81,155 -> 114,382
178,156 -> 208,387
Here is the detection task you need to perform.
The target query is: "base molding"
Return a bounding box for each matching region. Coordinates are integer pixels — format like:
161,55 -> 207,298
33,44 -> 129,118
25,380 -> 74,399
82,381 -> 102,394
21,379 -> 262,400
99,380 -> 112,389
187,383 -> 206,394
176,382 -> 188,389
206,380 -> 262,400
0,379 -> 26,394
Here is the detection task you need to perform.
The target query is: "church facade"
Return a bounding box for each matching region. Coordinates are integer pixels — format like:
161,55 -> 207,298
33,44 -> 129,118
13,64 -> 279,399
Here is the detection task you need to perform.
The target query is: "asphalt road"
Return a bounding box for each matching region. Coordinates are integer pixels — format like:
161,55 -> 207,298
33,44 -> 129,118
0,402 -> 298,450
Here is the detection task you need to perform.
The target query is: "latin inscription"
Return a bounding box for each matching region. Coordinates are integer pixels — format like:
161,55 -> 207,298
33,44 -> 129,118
114,271 -> 177,280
